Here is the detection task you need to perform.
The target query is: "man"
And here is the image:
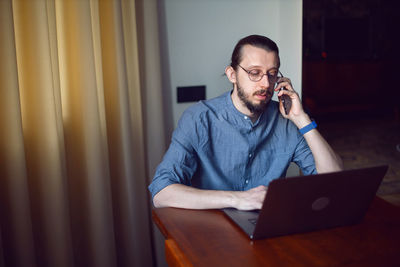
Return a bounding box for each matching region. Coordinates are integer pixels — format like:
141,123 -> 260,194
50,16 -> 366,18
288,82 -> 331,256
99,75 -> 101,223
149,35 -> 343,210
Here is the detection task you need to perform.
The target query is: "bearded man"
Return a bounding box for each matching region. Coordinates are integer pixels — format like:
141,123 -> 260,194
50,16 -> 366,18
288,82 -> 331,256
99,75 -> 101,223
149,35 -> 343,210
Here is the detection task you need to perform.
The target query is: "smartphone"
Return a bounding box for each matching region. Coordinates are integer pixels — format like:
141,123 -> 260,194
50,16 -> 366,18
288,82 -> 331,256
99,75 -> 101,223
279,89 -> 292,115
277,71 -> 292,115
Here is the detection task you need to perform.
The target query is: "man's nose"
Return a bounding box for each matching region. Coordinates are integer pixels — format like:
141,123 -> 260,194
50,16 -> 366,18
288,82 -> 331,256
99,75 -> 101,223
259,74 -> 270,88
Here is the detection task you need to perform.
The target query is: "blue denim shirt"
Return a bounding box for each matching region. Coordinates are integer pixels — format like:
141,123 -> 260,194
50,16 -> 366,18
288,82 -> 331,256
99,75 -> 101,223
148,91 -> 316,199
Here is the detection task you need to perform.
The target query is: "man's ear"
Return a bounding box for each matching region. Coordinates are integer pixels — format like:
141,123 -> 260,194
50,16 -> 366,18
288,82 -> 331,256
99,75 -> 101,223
225,66 -> 237,83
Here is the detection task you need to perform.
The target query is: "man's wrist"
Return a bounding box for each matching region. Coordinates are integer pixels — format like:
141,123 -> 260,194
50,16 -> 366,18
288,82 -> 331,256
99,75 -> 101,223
226,191 -> 238,209
228,191 -> 246,210
299,121 -> 317,135
293,113 -> 312,129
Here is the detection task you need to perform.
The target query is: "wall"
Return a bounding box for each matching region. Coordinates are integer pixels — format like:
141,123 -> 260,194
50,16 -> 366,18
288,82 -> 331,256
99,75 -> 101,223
159,0 -> 303,128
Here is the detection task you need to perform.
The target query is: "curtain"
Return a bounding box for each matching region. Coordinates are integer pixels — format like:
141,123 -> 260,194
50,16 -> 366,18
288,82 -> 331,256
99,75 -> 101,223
0,0 -> 155,266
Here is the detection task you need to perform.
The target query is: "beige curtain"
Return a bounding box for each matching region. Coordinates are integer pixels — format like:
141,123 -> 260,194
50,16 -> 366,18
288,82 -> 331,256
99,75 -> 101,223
0,0 -> 155,266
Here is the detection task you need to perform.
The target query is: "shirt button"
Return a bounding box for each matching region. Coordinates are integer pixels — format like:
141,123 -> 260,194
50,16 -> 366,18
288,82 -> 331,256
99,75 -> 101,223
245,179 -> 249,184
249,153 -> 252,158
244,116 -> 248,120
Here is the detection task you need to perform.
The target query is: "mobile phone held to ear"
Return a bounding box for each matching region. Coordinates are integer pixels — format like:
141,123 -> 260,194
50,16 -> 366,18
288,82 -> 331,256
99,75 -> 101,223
279,88 -> 292,115
276,71 -> 292,115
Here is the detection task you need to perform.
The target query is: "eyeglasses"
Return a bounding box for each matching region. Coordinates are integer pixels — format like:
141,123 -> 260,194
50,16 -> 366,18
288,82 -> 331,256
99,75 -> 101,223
238,64 -> 282,84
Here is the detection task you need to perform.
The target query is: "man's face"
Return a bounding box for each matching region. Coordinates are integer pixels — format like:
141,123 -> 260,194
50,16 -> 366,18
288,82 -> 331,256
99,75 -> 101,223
234,45 -> 279,114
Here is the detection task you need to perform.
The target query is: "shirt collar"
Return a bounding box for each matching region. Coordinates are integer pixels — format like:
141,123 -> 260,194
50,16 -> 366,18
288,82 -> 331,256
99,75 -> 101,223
225,90 -> 269,127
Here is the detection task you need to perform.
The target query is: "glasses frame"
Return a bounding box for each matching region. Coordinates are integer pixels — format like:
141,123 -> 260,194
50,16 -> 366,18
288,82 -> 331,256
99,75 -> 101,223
238,64 -> 282,84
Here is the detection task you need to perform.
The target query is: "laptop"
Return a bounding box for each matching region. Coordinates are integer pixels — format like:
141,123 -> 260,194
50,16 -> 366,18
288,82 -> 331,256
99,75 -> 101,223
223,165 -> 388,240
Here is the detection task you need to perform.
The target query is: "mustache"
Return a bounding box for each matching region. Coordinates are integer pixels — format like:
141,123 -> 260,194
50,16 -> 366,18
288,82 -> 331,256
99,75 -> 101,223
253,89 -> 271,96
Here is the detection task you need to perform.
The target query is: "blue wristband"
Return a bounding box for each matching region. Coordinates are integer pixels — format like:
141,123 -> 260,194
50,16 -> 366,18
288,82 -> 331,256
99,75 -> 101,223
299,121 -> 317,135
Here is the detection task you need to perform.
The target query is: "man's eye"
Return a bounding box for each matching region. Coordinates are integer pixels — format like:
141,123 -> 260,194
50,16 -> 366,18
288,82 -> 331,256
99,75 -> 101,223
249,70 -> 261,76
268,71 -> 277,76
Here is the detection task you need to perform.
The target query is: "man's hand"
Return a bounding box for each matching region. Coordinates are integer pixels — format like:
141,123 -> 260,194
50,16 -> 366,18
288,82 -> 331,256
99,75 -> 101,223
274,77 -> 308,127
232,185 -> 268,210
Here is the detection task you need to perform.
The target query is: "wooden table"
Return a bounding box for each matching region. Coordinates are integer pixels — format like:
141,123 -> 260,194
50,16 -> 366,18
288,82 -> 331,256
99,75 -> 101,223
152,197 -> 400,266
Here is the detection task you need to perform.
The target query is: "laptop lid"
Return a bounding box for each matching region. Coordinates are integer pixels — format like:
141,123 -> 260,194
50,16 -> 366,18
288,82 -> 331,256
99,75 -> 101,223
223,165 -> 388,240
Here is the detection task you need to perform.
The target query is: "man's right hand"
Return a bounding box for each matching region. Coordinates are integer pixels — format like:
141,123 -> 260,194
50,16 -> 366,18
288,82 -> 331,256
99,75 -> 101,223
232,185 -> 268,210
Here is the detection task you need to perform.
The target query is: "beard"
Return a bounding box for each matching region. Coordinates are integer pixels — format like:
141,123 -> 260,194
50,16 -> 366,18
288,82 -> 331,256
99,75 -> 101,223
236,81 -> 271,114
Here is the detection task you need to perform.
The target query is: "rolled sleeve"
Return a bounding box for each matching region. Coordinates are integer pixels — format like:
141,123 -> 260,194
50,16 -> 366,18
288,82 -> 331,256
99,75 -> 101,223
148,109 -> 199,200
292,134 -> 317,175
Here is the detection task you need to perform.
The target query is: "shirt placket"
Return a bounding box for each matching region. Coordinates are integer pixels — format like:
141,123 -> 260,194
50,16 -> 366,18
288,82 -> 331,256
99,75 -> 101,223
242,116 -> 257,190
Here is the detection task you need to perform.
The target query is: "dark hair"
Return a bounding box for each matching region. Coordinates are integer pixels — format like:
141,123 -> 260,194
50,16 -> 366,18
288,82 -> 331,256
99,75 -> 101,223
230,35 -> 280,70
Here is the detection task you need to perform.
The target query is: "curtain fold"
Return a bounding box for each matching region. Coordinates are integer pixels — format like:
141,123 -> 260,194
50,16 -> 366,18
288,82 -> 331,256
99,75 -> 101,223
0,0 -> 154,266
13,1 -> 75,265
0,0 -> 40,266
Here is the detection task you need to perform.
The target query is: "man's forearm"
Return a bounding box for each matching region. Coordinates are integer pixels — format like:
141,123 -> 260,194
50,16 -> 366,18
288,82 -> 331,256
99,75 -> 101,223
303,129 -> 343,173
153,184 -> 235,209
294,114 -> 343,173
153,184 -> 267,210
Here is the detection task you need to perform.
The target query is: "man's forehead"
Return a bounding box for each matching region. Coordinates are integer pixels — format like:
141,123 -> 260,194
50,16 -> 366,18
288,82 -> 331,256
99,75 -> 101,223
240,45 -> 278,68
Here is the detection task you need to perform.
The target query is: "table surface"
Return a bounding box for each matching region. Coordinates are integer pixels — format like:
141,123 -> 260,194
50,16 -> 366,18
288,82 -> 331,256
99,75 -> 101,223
153,197 -> 400,267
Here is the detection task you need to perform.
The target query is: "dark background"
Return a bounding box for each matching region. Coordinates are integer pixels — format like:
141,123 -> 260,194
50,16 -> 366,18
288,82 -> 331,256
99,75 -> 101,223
302,0 -> 399,122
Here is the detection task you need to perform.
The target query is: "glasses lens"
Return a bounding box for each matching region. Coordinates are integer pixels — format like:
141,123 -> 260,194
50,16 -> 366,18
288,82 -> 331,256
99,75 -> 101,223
249,73 -> 262,82
247,69 -> 263,82
268,72 -> 279,84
